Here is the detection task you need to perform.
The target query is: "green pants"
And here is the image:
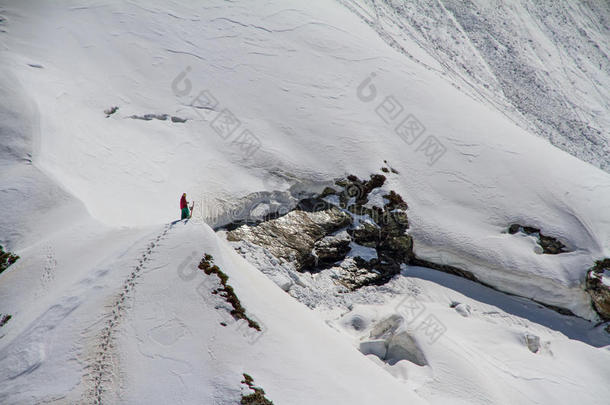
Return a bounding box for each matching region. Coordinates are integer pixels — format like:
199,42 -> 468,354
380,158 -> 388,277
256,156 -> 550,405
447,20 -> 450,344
181,207 -> 190,219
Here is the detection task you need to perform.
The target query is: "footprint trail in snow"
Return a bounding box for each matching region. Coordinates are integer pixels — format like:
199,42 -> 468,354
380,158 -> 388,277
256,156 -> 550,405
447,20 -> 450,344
83,222 -> 175,405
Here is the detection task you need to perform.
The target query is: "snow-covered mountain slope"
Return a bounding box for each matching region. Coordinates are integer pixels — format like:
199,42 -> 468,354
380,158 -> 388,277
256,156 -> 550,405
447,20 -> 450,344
0,65 -> 88,251
0,223 -> 428,404
3,218 -> 609,404
342,0 -> 610,172
0,0 -> 609,403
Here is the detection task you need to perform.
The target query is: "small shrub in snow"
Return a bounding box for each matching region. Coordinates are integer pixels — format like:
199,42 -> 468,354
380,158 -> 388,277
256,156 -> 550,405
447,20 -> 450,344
104,106 -> 119,117
241,373 -> 273,405
506,224 -> 567,254
0,245 -> 19,274
0,314 -> 11,327
199,254 -> 261,330
382,190 -> 408,210
585,258 -> 610,320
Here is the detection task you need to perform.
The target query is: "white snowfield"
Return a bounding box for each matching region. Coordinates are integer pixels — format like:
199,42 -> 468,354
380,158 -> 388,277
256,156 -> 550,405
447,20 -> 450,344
342,0 -> 610,172
0,0 -> 609,404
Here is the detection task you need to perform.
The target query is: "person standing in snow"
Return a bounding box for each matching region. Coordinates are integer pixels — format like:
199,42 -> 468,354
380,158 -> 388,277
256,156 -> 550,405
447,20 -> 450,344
180,193 -> 190,220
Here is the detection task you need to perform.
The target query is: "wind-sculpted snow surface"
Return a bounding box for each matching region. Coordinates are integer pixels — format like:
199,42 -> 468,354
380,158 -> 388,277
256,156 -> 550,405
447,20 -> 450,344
341,0 -> 610,171
0,0 -> 609,403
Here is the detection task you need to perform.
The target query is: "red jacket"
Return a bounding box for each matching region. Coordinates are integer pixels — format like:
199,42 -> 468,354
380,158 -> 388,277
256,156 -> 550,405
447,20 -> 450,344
180,195 -> 187,209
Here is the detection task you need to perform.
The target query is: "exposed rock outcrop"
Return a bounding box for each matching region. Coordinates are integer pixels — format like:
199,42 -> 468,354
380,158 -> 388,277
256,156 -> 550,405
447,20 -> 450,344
312,232 -> 351,267
227,201 -> 352,271
104,106 -> 118,117
226,173 -> 414,289
411,257 -> 478,282
0,314 -> 11,327
507,224 -> 568,254
0,245 -> 19,274
241,373 -> 274,405
224,172 -> 580,318
129,113 -> 188,123
585,259 -> 610,321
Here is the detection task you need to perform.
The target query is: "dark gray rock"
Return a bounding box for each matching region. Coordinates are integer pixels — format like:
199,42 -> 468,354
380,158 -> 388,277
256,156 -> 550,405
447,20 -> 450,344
508,224 -> 520,234
319,186 -> 337,198
507,223 -> 567,254
585,259 -> 610,321
538,234 -> 566,255
227,173 -> 413,290
523,226 -> 539,235
311,232 -> 351,267
410,256 -> 478,282
348,223 -> 380,248
347,257 -> 402,288
336,174 -> 386,207
227,205 -> 352,270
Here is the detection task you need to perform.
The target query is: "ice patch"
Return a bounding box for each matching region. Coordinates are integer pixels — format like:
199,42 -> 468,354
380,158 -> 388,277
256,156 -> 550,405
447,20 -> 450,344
348,242 -> 378,261
363,187 -> 388,209
323,194 -> 340,207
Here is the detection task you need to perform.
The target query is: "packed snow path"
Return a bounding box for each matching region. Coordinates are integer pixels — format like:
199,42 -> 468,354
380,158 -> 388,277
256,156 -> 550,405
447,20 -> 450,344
83,222 -> 174,404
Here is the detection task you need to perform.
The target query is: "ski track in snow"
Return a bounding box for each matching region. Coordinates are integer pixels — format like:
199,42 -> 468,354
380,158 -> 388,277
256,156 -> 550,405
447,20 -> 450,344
82,222 -> 175,405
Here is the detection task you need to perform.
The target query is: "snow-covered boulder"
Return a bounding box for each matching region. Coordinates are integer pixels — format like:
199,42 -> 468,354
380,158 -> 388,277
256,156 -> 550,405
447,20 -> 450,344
312,232 -> 352,267
452,302 -> 472,318
361,315 -> 427,366
386,331 -> 427,367
586,259 -> 610,320
359,339 -> 387,359
524,334 -> 541,354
